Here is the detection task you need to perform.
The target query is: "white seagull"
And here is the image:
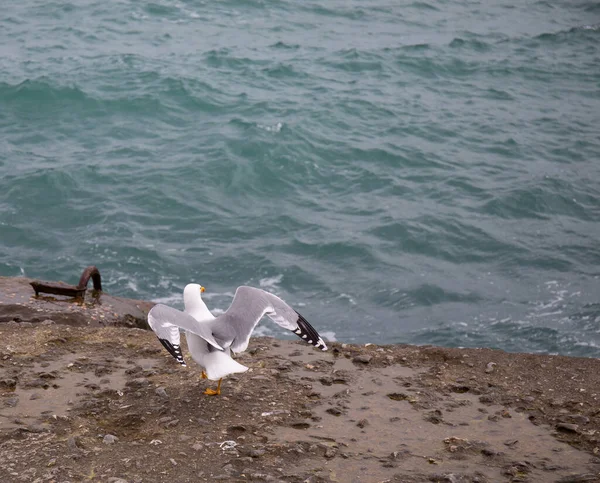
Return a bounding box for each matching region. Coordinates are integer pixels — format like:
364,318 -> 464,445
147,283 -> 328,395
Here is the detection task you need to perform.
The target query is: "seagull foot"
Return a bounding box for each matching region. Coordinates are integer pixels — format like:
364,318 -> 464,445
203,378 -> 222,396
201,371 -> 208,379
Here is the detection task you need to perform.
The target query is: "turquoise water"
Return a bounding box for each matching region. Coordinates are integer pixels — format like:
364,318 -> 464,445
1,1 -> 599,357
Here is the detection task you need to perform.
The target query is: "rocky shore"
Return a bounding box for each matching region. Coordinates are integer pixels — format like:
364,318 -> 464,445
1,275 -> 599,482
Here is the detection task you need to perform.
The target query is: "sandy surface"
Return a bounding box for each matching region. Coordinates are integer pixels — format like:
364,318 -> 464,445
1,277 -> 599,482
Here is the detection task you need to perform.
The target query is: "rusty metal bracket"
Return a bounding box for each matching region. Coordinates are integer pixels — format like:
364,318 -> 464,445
30,266 -> 103,299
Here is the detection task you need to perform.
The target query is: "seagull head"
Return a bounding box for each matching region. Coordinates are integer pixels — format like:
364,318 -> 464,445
183,283 -> 205,307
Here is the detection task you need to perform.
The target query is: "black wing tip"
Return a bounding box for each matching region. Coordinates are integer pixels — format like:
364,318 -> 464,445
293,311 -> 328,351
158,338 -> 187,366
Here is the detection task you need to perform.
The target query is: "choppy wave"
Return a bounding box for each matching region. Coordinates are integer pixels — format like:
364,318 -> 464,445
1,0 -> 599,357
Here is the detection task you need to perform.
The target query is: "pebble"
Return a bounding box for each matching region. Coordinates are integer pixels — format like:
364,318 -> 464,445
353,355 -> 373,364
67,436 -> 80,451
485,362 -> 497,373
128,377 -> 150,388
40,319 -> 55,325
155,387 -> 168,398
103,434 -> 119,444
166,419 -> 180,428
248,449 -> 266,458
324,448 -> 337,458
107,478 -> 128,483
562,414 -> 590,425
4,397 -> 19,407
356,419 -> 369,428
26,424 -> 47,433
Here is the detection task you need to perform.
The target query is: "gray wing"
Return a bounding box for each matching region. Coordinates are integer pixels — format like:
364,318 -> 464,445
147,304 -> 224,366
212,286 -> 328,354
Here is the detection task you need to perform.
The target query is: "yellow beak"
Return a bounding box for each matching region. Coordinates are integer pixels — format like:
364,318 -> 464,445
200,286 -> 205,293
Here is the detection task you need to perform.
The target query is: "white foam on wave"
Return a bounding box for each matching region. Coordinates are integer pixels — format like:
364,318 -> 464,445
259,274 -> 283,291
320,331 -> 337,342
152,293 -> 182,306
252,324 -> 277,338
337,293 -> 357,305
257,122 -> 283,133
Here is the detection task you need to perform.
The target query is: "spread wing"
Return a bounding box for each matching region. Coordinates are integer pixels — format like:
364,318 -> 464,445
147,304 -> 224,366
212,286 -> 328,354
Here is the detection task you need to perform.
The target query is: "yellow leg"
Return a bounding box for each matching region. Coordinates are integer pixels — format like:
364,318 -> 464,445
203,378 -> 222,396
201,371 -> 207,379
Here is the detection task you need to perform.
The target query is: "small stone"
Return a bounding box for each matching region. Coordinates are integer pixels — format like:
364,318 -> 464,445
178,435 -> 192,442
324,448 -> 337,458
26,424 -> 46,433
485,362 -> 496,373
191,443 -> 204,451
107,478 -> 128,483
249,449 -> 266,458
222,464 -> 235,474
67,436 -> 80,451
4,397 -> 19,408
103,434 -> 118,444
166,419 -> 180,428
40,319 -> 55,326
356,419 -> 369,429
155,387 -> 169,398
353,355 -> 373,364
326,408 -> 342,416
562,414 -> 590,425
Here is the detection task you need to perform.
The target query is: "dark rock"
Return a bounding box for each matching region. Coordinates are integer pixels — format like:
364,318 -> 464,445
556,423 -> 579,433
449,384 -> 470,393
424,410 -> 443,425
4,396 -> 19,407
387,393 -> 409,401
248,449 -> 266,458
290,421 -> 311,430
155,387 -> 169,398
319,376 -> 333,386
326,408 -> 342,416
127,377 -> 150,388
0,378 -> 17,389
356,419 -> 369,429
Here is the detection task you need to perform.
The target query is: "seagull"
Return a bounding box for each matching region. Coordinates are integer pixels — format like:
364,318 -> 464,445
147,283 -> 328,395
